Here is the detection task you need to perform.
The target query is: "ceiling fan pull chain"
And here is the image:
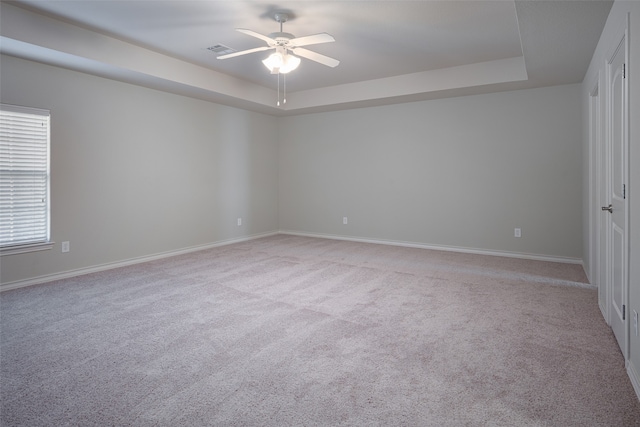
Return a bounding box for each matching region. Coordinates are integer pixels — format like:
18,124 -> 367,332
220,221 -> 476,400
283,73 -> 287,104
277,72 -> 281,106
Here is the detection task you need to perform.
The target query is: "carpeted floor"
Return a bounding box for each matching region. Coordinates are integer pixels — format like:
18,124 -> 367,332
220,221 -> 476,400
1,235 -> 639,426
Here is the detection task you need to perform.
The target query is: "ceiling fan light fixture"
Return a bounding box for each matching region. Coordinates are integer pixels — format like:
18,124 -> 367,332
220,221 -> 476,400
262,51 -> 300,74
280,54 -> 301,74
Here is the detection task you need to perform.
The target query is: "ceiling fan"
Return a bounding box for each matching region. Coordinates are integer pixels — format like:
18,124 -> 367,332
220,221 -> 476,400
217,13 -> 339,74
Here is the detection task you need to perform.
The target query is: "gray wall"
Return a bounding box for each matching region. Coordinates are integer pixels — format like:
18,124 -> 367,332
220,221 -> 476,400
627,2 -> 640,392
279,84 -> 583,259
0,55 -> 279,285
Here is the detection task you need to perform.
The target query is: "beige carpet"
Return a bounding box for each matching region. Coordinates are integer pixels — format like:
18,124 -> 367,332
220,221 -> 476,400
1,234 -> 639,426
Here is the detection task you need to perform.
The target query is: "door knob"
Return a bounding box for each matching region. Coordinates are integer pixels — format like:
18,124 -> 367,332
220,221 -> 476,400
601,204 -> 613,213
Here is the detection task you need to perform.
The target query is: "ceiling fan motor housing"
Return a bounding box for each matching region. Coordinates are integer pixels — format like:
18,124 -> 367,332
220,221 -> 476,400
268,32 -> 295,46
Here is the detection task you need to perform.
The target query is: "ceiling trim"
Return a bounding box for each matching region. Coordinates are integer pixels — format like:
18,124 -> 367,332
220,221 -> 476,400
286,56 -> 527,112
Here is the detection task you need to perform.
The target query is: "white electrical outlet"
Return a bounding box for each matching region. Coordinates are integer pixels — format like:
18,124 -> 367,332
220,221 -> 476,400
237,217 -> 242,226
61,241 -> 70,253
343,217 -> 348,225
634,310 -> 638,337
514,228 -> 522,238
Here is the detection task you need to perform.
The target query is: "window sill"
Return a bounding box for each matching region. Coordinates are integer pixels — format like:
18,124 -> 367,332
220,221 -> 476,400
0,242 -> 55,256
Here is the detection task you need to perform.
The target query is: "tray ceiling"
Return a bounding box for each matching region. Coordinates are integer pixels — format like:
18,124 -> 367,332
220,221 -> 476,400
0,1 -> 613,115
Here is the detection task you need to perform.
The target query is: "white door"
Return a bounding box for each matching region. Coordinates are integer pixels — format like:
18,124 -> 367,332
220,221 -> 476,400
604,32 -> 628,356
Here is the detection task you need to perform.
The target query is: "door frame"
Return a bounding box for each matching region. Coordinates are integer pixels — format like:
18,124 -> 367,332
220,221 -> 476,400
589,76 -> 608,322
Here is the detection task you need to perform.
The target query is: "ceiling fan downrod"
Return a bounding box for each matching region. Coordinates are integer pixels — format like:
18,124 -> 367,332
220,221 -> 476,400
274,12 -> 288,32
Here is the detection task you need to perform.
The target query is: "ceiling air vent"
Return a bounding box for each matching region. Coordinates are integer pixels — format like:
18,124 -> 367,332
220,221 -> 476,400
207,44 -> 236,55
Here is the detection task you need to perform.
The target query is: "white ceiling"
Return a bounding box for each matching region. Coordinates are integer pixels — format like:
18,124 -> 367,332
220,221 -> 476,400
0,0 -> 613,115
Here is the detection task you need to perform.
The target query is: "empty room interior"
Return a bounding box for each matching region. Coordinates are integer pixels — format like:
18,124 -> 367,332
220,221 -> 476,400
1,0 -> 640,425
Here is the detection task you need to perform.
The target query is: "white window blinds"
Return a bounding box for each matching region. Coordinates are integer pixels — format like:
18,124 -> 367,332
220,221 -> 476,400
0,104 -> 50,248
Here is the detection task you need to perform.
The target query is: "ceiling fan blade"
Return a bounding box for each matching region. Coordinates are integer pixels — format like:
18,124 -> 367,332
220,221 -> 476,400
292,48 -> 340,68
217,46 -> 272,60
236,28 -> 276,45
288,33 -> 335,47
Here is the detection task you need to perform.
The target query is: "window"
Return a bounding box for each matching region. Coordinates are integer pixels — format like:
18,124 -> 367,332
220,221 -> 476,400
0,104 -> 52,255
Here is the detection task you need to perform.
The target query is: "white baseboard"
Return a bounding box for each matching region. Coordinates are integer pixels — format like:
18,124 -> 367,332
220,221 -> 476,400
598,300 -> 609,326
0,231 -> 278,292
1,230 -> 586,293
279,230 -> 585,265
628,360 -> 640,402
